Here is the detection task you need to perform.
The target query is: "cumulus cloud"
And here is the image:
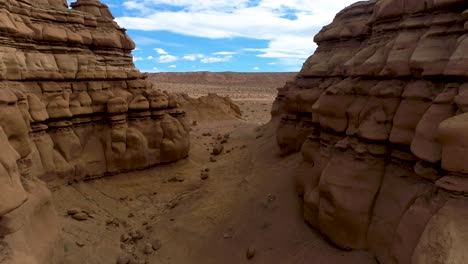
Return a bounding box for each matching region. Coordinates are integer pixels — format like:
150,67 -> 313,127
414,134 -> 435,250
117,0 -> 359,63
154,48 -> 168,55
169,64 -> 177,68
158,55 -> 178,63
201,55 -> 233,64
133,56 -> 144,61
253,66 -> 260,70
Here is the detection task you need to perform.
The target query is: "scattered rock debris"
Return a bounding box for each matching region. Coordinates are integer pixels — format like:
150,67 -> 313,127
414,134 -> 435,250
246,247 -> 256,259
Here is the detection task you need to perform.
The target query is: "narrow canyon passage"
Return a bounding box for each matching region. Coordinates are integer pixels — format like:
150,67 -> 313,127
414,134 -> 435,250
53,119 -> 376,264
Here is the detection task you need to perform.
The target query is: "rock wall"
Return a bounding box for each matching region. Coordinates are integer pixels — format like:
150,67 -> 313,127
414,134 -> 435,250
0,0 -> 190,263
274,0 -> 468,263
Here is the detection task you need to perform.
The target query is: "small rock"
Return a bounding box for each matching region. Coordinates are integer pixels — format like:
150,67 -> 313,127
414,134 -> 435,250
216,134 -> 223,140
120,233 -> 130,242
246,247 -> 256,259
130,230 -> 144,241
168,200 -> 178,209
128,212 -> 134,218
220,139 -> 228,144
143,243 -> 153,254
192,120 -> 198,126
72,212 -> 89,221
223,233 -> 232,239
76,241 -> 85,247
226,150 -> 231,154
86,213 -> 97,219
200,171 -> 209,180
152,239 -> 162,251
209,157 -> 217,163
67,208 -> 82,215
116,255 -> 130,264
223,133 -> 230,139
106,218 -> 120,227
168,176 -> 185,183
212,144 -> 224,155
204,168 -> 210,172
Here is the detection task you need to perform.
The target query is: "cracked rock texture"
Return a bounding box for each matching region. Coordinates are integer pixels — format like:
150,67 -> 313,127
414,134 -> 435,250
0,0 -> 189,263
274,0 -> 468,263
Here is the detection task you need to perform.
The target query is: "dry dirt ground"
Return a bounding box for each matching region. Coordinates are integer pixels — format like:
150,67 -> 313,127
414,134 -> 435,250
53,118 -> 377,264
153,82 -> 277,124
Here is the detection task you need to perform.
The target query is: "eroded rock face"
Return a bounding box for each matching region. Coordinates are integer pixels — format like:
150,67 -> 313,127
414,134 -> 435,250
0,1 -> 189,263
275,0 -> 468,262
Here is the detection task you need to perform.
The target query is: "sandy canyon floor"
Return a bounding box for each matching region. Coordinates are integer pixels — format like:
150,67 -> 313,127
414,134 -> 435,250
52,80 -> 377,264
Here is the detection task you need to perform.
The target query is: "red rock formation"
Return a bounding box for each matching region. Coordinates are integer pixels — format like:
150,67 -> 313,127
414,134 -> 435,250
275,0 -> 468,262
0,1 -> 189,263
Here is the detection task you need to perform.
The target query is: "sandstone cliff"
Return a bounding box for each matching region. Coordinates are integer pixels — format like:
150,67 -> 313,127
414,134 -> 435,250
0,1 -> 189,263
274,0 -> 468,263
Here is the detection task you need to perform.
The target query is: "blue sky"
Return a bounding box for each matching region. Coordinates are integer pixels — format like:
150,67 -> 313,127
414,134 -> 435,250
69,0 -> 359,72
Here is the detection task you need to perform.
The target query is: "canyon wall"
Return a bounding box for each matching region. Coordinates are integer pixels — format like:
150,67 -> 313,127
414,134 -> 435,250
0,0 -> 190,263
274,0 -> 468,263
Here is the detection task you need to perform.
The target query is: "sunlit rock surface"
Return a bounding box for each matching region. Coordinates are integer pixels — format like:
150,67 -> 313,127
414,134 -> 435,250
0,1 -> 189,263
274,0 -> 468,263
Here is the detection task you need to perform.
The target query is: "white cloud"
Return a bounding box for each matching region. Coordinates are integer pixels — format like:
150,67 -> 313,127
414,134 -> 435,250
132,35 -> 161,45
133,56 -> 144,62
117,0 -> 359,65
213,51 -> 237,55
169,65 -> 177,68
268,62 -> 276,65
182,55 -> 196,61
253,66 -> 260,70
201,55 -> 232,64
123,1 -> 148,13
158,55 -> 178,63
154,48 -> 168,55
146,55 -> 154,60
183,54 -> 206,61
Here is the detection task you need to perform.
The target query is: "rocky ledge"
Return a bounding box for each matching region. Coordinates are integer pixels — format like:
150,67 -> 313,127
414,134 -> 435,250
0,1 -> 189,263
274,0 -> 468,263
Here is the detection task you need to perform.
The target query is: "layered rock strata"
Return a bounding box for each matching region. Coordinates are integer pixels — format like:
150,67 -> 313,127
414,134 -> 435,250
0,0 -> 189,263
274,0 -> 468,263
